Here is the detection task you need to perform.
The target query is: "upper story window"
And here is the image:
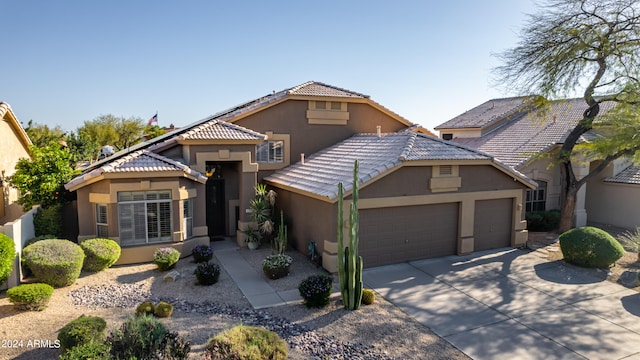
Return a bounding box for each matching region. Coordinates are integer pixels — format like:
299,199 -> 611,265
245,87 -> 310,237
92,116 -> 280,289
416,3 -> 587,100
117,190 -> 172,246
257,140 -> 284,164
442,133 -> 453,140
526,180 -> 547,212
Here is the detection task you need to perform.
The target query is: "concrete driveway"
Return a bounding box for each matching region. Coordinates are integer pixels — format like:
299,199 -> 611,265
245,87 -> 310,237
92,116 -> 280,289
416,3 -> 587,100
363,248 -> 640,360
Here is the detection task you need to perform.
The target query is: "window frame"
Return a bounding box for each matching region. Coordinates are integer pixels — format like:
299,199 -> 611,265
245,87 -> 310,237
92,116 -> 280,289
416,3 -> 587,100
117,190 -> 173,246
256,140 -> 284,164
183,198 -> 193,239
526,180 -> 547,212
96,203 -> 108,238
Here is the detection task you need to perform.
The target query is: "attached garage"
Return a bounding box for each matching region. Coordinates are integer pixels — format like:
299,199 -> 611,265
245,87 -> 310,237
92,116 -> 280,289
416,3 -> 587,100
473,198 -> 513,251
264,132 -> 536,273
359,203 -> 459,267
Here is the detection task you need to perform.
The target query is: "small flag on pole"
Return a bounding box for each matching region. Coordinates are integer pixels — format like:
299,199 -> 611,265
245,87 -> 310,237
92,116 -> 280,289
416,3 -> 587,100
148,113 -> 158,125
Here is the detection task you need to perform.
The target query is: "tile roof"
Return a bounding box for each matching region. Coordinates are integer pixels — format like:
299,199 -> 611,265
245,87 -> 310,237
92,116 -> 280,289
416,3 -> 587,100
65,150 -> 206,190
287,81 -> 369,98
265,132 -> 522,200
177,119 -> 266,141
450,99 -> 615,169
605,165 -> 640,185
435,96 -> 536,130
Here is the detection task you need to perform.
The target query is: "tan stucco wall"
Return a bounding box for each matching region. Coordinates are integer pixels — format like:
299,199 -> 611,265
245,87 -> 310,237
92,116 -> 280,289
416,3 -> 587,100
586,160 -> 640,229
0,117 -> 31,224
233,100 -> 409,180
518,157 -> 563,210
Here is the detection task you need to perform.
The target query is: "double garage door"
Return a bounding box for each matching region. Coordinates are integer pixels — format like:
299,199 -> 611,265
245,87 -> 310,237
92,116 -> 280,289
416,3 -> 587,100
358,199 -> 512,268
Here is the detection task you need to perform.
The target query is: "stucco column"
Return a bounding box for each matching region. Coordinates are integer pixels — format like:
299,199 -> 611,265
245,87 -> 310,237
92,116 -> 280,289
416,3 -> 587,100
572,162 -> 589,227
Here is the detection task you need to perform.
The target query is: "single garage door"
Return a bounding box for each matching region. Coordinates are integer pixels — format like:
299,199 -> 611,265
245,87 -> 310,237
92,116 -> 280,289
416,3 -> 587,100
358,203 -> 459,267
474,198 -> 513,251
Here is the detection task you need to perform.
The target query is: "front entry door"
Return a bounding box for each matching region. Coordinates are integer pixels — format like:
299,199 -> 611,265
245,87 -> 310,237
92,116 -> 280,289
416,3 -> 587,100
206,178 -> 225,239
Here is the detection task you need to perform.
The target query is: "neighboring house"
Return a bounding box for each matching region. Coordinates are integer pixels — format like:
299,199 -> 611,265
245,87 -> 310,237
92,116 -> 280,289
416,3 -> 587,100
0,102 -> 32,225
65,81 -> 534,270
435,96 -> 638,230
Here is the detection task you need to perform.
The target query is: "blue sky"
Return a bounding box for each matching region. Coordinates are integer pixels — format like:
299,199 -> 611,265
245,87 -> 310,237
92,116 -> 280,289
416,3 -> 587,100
3,1 -> 535,133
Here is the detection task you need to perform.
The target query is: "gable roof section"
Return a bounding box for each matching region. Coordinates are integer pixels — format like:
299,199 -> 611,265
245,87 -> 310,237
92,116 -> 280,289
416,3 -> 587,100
66,150 -> 206,191
0,102 -> 32,150
435,96 -> 537,131
265,132 -> 534,201
449,99 -> 615,169
177,119 -> 266,142
605,165 -> 640,185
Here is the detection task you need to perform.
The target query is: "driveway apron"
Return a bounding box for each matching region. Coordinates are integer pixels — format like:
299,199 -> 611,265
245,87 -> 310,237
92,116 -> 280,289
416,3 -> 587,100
364,248 -> 640,360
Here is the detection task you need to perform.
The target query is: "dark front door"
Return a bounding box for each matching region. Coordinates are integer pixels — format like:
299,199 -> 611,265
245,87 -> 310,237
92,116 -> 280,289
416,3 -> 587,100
206,178 -> 226,238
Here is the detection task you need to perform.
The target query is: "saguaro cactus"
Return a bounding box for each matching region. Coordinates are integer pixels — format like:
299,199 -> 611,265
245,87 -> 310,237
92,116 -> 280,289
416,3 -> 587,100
337,160 -> 363,310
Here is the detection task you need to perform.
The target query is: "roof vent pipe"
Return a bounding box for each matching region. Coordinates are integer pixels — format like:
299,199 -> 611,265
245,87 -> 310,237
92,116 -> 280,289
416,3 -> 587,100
301,153 -> 305,165
376,125 -> 382,138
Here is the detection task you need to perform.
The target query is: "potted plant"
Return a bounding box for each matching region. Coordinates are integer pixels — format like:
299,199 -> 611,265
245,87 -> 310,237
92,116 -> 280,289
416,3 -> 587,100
243,226 -> 261,250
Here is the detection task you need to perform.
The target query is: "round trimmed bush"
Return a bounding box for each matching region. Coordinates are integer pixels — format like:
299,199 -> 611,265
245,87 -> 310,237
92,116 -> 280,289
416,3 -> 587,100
298,274 -> 333,308
559,226 -> 625,268
7,283 -> 54,311
153,247 -> 180,271
80,238 -> 121,272
192,244 -> 213,263
58,341 -> 110,360
204,325 -> 287,360
262,254 -> 292,280
58,315 -> 107,351
0,233 -> 16,285
22,239 -> 85,287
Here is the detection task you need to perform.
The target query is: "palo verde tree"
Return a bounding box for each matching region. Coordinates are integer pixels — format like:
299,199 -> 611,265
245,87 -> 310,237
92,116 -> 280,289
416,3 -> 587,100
494,0 -> 640,232
79,114 -> 146,152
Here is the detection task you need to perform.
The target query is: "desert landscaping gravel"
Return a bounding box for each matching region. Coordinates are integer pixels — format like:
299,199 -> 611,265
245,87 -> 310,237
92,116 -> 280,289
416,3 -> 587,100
0,245 -> 468,360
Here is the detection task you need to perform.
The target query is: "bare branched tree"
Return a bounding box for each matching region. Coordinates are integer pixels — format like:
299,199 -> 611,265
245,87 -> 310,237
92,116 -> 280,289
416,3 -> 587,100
494,0 -> 640,232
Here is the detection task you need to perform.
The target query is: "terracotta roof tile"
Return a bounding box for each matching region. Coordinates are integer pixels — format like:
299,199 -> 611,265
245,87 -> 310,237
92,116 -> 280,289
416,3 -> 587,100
178,119 -> 266,141
605,165 -> 640,185
450,99 -> 615,169
265,133 -> 494,200
287,81 -> 369,98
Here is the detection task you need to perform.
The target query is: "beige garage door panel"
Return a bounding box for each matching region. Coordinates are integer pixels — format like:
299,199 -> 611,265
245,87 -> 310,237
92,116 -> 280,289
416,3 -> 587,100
359,203 -> 459,267
474,198 -> 512,251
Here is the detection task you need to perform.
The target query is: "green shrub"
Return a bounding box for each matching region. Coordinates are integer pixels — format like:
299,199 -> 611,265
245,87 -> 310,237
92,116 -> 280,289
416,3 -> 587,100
0,233 -> 16,285
106,314 -> 189,360
58,315 -> 107,351
6,283 -> 54,311
194,262 -> 221,285
298,274 -> 333,308
618,227 -> 640,253
559,226 -> 625,268
80,238 -> 121,272
192,244 -> 213,263
153,247 -> 180,271
362,288 -> 375,305
22,239 -> 85,287
526,210 -> 561,232
204,325 -> 287,360
58,341 -> 110,360
154,301 -> 174,318
135,301 -> 155,316
34,204 -> 63,237
262,254 -> 292,280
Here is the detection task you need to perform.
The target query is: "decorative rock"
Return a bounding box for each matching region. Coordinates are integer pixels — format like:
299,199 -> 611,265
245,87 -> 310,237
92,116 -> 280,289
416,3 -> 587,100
618,270 -> 640,288
163,270 -> 181,282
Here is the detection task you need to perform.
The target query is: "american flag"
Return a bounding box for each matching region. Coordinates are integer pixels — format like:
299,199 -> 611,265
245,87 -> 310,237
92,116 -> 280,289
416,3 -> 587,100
148,113 -> 158,125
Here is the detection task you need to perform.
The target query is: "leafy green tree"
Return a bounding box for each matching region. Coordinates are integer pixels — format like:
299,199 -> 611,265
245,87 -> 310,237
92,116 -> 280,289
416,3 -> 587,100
143,124 -> 167,140
66,129 -> 101,163
24,120 -> 66,148
8,143 -> 78,211
494,0 -> 640,232
79,115 -> 146,151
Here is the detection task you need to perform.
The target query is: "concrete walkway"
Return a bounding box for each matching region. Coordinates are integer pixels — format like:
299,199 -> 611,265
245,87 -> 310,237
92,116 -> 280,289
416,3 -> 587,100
211,238 -> 301,309
364,248 -> 640,360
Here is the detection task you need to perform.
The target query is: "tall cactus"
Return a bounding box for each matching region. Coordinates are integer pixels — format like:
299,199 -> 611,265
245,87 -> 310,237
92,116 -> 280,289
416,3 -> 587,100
337,160 -> 363,310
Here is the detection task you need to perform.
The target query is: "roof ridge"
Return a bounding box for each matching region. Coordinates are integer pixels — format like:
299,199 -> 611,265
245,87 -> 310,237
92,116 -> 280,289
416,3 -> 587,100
288,81 -> 370,98
399,132 -> 417,161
